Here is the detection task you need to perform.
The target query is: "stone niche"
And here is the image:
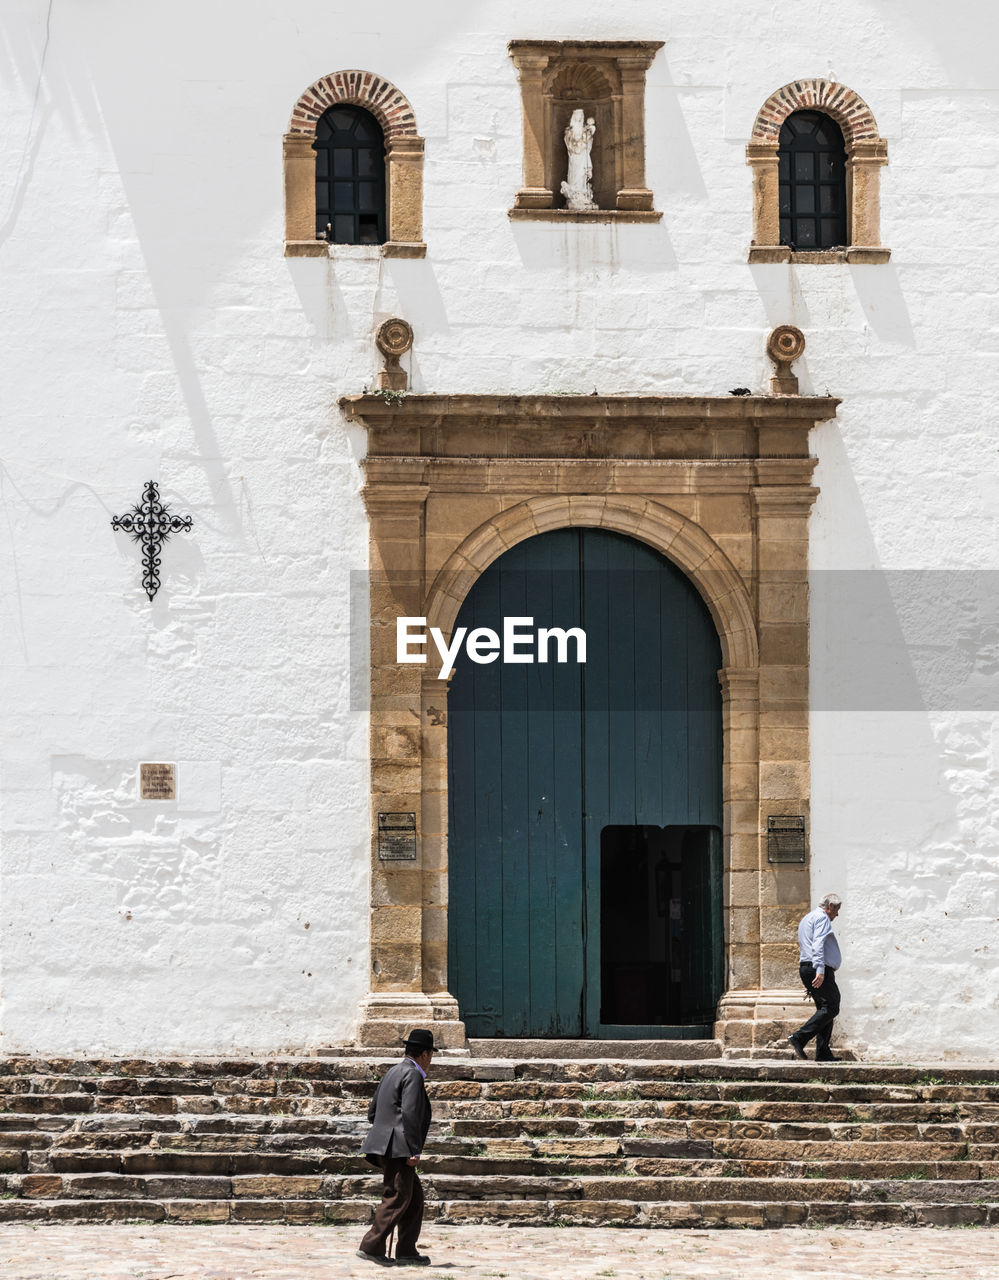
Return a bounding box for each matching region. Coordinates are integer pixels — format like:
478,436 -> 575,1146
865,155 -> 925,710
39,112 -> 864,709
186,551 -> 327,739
509,40 -> 663,222
339,390 -> 841,1055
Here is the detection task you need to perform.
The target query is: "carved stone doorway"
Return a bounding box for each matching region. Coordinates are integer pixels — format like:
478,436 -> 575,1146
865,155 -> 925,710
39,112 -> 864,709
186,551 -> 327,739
341,392 -> 839,1053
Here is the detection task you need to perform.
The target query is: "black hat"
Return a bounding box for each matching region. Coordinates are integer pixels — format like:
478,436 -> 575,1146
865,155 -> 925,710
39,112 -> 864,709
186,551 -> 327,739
404,1028 -> 435,1053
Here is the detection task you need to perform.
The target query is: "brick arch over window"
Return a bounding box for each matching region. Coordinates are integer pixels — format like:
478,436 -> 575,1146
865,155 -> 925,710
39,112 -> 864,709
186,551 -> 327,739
746,78 -> 889,264
283,71 -> 425,258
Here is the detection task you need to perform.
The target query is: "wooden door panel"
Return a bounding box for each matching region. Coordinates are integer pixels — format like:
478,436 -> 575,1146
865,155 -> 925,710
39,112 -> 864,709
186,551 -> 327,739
448,528 -> 722,1039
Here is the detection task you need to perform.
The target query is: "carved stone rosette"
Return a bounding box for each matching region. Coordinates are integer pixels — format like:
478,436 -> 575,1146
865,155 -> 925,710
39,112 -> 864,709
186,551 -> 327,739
375,318 -> 414,392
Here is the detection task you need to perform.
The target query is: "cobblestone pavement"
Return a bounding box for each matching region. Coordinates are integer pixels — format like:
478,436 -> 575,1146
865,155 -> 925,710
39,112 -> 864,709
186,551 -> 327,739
1,1225 -> 998,1280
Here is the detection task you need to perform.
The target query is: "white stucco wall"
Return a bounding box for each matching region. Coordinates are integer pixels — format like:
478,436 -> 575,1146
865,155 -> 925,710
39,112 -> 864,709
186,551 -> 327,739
0,0 -> 996,1056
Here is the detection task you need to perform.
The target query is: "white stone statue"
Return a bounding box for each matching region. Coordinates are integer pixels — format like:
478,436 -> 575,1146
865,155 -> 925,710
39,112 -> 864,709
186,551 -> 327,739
560,109 -> 597,211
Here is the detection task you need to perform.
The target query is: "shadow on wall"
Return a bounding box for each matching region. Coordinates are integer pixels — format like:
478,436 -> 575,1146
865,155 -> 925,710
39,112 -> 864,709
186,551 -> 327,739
644,52 -> 710,203
809,421 -> 999,1058
849,263 -> 916,348
510,220 -> 678,274
870,0 -> 996,86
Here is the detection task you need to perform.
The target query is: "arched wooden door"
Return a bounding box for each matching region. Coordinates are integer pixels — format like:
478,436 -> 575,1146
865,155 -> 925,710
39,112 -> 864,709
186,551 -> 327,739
447,528 -> 723,1039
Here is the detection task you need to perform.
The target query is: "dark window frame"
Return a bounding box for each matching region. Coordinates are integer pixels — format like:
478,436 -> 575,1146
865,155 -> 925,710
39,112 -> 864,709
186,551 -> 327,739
778,110 -> 848,251
314,104 -> 386,245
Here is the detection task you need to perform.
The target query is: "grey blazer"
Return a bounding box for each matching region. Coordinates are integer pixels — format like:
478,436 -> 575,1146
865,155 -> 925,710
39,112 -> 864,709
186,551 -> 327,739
361,1057 -> 432,1165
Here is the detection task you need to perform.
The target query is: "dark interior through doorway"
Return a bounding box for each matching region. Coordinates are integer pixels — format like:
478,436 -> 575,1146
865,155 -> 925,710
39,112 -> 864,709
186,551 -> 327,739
600,824 -> 723,1029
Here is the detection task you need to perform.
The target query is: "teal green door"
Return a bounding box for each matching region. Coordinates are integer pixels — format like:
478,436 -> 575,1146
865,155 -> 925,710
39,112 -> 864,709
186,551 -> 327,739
447,528 -> 723,1039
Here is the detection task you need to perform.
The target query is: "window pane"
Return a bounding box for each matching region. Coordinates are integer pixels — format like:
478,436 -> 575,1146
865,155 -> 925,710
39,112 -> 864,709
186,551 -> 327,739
794,153 -> 814,182
333,181 -> 355,210
779,184 -> 791,215
820,218 -> 842,244
316,149 -> 329,179
819,185 -> 842,214
814,118 -> 842,145
333,214 -> 355,243
818,153 -> 840,180
796,218 -> 816,246
358,182 -> 379,209
353,115 -> 380,142
333,148 -> 353,177
358,213 -> 380,244
357,148 -> 379,178
779,217 -> 791,242
316,181 -> 330,212
796,187 -> 815,214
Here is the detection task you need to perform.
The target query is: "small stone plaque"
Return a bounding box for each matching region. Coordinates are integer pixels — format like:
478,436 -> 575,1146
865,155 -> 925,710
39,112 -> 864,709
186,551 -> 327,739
767,814 -> 806,863
140,762 -> 176,801
378,812 -> 418,861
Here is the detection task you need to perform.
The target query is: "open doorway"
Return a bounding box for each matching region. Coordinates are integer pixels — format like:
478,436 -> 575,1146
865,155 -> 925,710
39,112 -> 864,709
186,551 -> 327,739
600,825 -> 723,1031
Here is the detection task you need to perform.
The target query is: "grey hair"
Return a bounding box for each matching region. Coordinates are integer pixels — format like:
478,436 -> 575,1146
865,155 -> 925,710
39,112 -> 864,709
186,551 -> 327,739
819,893 -> 842,909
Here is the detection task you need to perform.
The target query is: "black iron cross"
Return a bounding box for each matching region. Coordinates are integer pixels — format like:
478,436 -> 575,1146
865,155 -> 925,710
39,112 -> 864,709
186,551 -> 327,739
111,480 -> 193,601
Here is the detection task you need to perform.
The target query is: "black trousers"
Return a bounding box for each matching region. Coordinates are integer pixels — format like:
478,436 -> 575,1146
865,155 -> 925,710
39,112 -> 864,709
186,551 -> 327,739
360,1157 -> 424,1259
796,962 -> 841,1059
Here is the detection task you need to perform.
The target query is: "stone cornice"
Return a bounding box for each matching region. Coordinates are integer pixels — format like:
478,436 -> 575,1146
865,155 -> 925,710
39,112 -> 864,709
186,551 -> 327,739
341,393 -> 840,427
343,393 -> 838,465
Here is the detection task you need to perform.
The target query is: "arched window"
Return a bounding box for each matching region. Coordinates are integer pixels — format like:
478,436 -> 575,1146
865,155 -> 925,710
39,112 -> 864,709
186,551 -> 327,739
778,111 -> 847,250
283,71 -> 425,258
746,79 -> 889,264
314,105 -> 386,245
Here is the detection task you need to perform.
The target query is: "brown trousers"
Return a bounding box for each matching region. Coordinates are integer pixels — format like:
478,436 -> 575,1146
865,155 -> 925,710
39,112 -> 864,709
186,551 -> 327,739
359,1157 -> 424,1259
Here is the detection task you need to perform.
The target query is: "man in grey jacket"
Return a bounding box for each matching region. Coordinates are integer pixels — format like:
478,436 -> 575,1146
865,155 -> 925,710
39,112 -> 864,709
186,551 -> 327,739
357,1028 -> 435,1267
789,893 -> 843,1062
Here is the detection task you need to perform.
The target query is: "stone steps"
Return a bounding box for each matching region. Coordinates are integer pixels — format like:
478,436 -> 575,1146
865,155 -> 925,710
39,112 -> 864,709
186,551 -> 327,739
0,1195 -> 994,1229
0,1057 -> 996,1227
5,1169 -> 999,1204
22,1151 -> 999,1182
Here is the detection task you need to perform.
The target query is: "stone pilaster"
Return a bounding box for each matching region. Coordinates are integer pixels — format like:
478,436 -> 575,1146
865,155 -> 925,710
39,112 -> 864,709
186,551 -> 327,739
283,133 -> 326,256
615,55 -> 657,212
510,53 -> 553,209
385,136 -> 427,257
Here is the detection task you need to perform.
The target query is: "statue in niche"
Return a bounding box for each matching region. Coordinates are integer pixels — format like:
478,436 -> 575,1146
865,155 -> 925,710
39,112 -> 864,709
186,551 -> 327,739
560,108 -> 597,210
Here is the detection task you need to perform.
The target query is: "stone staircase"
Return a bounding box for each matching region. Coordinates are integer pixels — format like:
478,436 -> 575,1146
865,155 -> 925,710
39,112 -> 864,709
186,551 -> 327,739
1,1055 -> 998,1228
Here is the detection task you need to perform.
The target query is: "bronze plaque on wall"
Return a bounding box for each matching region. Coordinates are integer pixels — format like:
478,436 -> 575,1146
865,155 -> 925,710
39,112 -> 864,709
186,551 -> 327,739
767,814 -> 806,863
378,812 -> 418,861
140,762 -> 176,801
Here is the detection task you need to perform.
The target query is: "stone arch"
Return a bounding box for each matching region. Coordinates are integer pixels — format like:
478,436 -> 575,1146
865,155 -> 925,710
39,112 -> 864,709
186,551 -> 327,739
426,496 -> 759,671
288,70 -> 418,139
283,71 -> 425,258
746,78 -> 889,263
750,78 -> 880,149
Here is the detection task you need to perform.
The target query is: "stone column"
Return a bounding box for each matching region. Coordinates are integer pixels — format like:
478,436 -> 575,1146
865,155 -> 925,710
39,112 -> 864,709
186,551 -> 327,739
283,133 -> 327,257
615,56 -> 655,211
511,53 -> 554,209
419,671 -> 465,1044
845,140 -> 891,263
385,136 -> 427,258
358,485 -> 430,1046
747,479 -> 818,1053
356,484 -> 467,1050
714,667 -> 762,1052
745,144 -> 790,264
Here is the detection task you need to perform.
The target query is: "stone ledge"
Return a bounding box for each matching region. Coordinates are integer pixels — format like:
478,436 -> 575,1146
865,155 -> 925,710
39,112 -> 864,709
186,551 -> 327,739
509,208 -> 662,223
283,241 -> 427,259
748,245 -> 891,265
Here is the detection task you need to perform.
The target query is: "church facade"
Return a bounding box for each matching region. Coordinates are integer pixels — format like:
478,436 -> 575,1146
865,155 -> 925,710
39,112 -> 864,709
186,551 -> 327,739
1,0 -> 996,1061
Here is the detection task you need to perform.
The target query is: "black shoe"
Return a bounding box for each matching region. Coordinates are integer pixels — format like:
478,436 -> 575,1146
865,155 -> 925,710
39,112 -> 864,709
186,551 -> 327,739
816,1054 -> 841,1062
395,1255 -> 431,1267
356,1250 -> 395,1267
788,1034 -> 807,1060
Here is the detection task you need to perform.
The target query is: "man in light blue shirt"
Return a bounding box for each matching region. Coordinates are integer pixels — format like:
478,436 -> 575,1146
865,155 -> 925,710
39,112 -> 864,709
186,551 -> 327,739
788,893 -> 843,1062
